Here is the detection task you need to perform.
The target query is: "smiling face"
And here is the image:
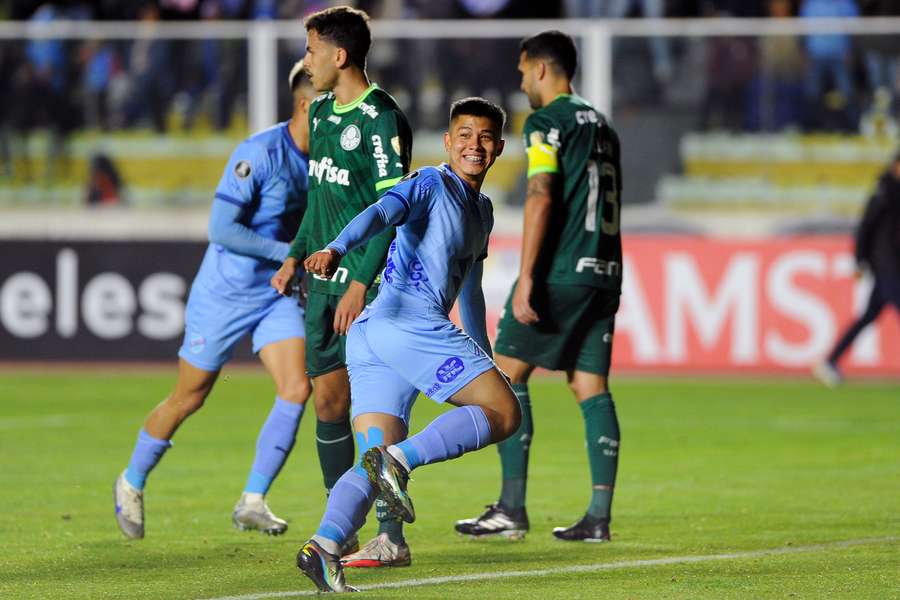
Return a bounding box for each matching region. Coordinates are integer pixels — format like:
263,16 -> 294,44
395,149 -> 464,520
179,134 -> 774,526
303,29 -> 341,92
443,114 -> 504,190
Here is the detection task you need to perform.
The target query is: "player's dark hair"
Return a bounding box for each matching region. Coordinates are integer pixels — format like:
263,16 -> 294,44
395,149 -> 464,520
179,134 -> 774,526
449,97 -> 507,132
520,30 -> 577,80
304,6 -> 371,70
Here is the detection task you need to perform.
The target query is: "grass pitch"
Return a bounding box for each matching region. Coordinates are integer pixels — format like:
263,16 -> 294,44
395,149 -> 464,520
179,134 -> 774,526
0,369 -> 897,599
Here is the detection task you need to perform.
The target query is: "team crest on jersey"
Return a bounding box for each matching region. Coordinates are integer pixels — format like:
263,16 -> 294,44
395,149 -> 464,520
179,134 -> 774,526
234,160 -> 251,179
391,136 -> 401,155
340,124 -> 361,150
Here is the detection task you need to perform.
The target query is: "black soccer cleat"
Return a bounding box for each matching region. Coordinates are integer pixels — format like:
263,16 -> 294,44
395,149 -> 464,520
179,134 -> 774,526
454,503 -> 529,540
552,514 -> 611,542
362,446 -> 415,523
296,539 -> 357,593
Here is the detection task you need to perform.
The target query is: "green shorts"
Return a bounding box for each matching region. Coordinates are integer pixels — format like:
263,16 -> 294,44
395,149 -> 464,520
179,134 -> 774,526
494,283 -> 619,375
304,288 -> 377,377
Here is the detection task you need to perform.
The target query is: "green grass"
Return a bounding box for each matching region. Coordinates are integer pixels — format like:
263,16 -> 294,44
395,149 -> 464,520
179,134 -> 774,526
1,370 -> 898,599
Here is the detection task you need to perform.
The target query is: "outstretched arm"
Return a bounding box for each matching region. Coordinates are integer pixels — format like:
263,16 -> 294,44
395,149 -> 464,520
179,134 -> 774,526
304,193 -> 408,278
208,199 -> 289,263
459,261 -> 492,359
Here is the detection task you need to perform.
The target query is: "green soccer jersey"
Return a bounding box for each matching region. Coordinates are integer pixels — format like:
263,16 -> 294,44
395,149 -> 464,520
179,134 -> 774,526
289,84 -> 412,296
523,94 -> 622,293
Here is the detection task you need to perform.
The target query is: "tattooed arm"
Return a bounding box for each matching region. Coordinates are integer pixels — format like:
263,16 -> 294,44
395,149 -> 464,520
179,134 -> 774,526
512,172 -> 556,325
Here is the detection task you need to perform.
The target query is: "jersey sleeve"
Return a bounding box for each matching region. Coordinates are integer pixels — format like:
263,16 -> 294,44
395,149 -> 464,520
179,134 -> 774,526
365,110 -> 412,195
378,169 -> 435,226
523,112 -> 561,178
214,141 -> 272,207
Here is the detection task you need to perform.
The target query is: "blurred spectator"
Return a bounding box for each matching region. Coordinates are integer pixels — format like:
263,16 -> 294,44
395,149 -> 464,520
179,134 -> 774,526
181,0 -> 245,131
24,2 -> 77,182
564,0 -> 673,99
85,153 -> 126,206
799,0 -> 859,131
747,0 -> 806,130
80,41 -> 120,131
859,0 -> 900,111
701,35 -> 756,130
124,2 -> 174,132
814,154 -> 900,387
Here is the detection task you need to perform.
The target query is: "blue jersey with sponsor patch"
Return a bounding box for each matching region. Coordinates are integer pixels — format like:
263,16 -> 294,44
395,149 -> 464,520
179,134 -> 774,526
195,122 -> 308,303
368,163 -> 493,314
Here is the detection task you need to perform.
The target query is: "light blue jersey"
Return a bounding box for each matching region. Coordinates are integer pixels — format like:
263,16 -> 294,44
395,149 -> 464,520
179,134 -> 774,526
196,122 -> 308,303
359,164 -> 493,315
179,122 -> 308,371
327,163 -> 496,417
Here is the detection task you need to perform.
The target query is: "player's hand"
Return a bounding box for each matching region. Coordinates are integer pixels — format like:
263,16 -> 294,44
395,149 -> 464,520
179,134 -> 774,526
334,280 -> 367,335
272,258 -> 298,296
512,276 -> 539,325
304,248 -> 342,279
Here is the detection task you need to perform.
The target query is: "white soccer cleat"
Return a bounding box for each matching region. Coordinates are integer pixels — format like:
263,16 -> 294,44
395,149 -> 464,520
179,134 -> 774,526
232,492 -> 289,535
812,361 -> 842,388
114,470 -> 144,539
341,532 -> 412,568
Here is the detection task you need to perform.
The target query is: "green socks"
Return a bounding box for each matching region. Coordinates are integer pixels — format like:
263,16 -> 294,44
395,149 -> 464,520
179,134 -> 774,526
316,419 -> 355,492
497,383 -> 533,510
579,393 -> 620,520
376,498 -> 405,543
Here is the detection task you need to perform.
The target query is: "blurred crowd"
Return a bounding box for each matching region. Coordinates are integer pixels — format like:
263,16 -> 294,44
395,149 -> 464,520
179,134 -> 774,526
0,0 -> 898,184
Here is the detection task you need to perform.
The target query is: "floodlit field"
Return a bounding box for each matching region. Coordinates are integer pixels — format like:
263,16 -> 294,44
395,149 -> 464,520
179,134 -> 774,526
1,370 -> 897,599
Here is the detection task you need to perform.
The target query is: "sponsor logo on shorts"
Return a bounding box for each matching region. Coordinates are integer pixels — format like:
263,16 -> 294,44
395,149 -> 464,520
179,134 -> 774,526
189,333 -> 206,354
425,383 -> 441,397
436,356 -> 465,383
603,333 -> 612,343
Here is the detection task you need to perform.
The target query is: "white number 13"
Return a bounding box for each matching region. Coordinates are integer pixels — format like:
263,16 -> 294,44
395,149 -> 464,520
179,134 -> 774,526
585,160 -> 619,235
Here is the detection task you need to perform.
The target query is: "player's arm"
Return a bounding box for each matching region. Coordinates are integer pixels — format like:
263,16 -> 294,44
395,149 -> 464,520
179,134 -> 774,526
208,200 -> 289,263
514,115 -> 560,325
458,260 -> 492,359
304,191 -> 410,281
514,172 -> 557,324
353,110 -> 412,289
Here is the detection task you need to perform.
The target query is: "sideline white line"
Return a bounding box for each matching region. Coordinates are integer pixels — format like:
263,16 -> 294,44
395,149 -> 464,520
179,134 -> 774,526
198,535 -> 898,600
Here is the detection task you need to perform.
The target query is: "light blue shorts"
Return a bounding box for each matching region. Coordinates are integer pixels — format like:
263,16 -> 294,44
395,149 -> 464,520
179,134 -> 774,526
346,308 -> 495,424
178,283 -> 305,372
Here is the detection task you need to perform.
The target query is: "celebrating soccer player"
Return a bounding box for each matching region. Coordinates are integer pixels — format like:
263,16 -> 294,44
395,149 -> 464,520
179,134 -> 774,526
294,97 -> 518,593
454,30 -> 624,543
270,6 -> 414,567
114,62 -> 316,539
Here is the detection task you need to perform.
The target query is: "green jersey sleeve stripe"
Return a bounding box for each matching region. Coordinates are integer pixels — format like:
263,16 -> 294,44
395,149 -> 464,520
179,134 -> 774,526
375,176 -> 403,191
527,165 -> 559,178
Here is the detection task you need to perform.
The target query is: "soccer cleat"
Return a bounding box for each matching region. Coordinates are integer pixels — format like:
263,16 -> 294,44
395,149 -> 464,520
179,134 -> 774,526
114,470 -> 144,539
296,539 -> 357,593
813,361 -> 843,388
232,493 -> 288,536
341,532 -> 412,568
340,532 -> 360,557
362,447 -> 415,523
454,503 -> 529,540
552,513 -> 611,542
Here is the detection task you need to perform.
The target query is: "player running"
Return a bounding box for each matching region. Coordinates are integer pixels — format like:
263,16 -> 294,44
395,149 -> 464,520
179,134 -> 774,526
270,6 -> 414,567
114,62 -> 316,539
295,98 -> 519,593
454,30 -> 624,543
